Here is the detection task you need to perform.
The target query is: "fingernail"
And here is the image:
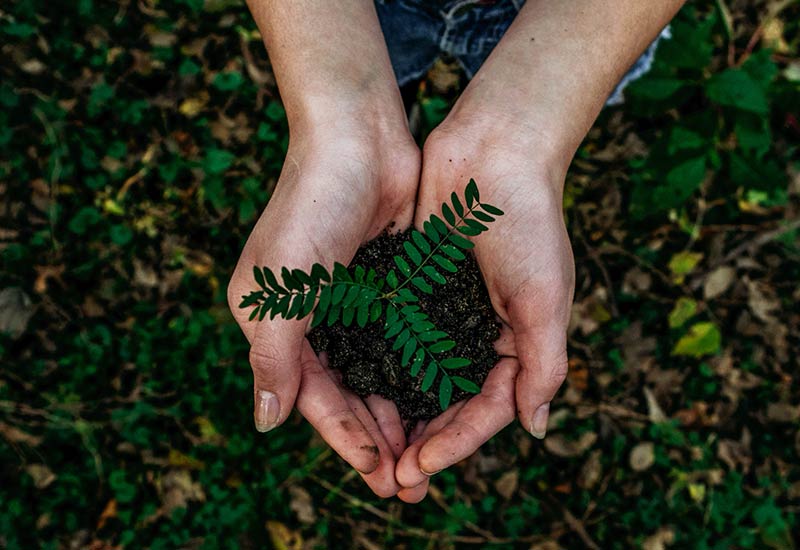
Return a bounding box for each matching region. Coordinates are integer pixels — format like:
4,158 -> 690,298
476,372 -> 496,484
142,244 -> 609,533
255,390 -> 280,433
530,402 -> 550,439
420,467 -> 442,476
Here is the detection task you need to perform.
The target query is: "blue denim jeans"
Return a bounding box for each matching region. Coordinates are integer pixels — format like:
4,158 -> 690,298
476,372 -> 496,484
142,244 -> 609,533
375,0 -> 670,105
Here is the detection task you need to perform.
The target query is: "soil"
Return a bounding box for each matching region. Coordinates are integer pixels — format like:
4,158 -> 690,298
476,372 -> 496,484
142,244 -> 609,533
308,230 -> 500,421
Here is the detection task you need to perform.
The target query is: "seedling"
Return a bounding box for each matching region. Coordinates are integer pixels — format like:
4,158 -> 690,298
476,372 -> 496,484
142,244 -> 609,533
238,179 -> 503,410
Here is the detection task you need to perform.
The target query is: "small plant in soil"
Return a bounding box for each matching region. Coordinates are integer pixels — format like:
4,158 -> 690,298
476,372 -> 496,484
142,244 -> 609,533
238,179 -> 503,413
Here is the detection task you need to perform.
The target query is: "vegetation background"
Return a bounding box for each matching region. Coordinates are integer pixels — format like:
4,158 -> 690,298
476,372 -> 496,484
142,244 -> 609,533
1,0 -> 798,548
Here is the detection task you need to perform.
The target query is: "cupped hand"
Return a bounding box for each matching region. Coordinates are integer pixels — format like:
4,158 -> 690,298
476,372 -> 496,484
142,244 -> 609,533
227,124 -> 420,498
395,119 -> 575,502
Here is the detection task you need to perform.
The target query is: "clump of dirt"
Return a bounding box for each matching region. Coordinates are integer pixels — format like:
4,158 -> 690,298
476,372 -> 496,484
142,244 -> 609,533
308,230 -> 500,421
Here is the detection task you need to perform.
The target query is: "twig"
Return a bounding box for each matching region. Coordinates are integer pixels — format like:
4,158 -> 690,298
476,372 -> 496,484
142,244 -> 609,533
573,217 -> 619,317
549,496 -> 601,550
310,473 -> 549,545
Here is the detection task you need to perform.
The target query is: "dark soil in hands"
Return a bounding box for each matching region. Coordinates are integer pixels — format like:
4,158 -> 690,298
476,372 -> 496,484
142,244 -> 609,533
308,230 -> 500,421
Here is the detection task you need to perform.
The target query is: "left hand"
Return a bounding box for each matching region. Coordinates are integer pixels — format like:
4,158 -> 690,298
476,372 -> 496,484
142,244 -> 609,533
395,110 -> 575,503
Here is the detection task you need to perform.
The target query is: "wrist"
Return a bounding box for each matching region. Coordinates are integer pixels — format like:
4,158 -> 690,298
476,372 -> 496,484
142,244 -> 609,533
283,75 -> 409,139
430,96 -> 570,196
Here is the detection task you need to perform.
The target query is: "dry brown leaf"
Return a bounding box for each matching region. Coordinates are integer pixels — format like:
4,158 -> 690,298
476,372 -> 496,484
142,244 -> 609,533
96,499 -> 118,530
766,402 -> 800,423
288,485 -> 316,524
0,287 -> 35,339
159,470 -> 206,514
622,267 -> 653,295
578,449 -> 602,489
34,264 -> 65,294
544,432 -> 597,458
642,527 -> 675,550
644,387 -> 668,423
630,442 -> 656,471
26,464 -> 56,489
133,259 -> 159,288
703,266 -> 735,300
744,277 -> 781,323
20,58 -> 47,74
717,437 -> 752,473
494,469 -> 519,500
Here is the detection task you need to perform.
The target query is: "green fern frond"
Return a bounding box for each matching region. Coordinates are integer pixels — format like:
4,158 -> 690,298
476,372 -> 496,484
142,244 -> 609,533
239,179 -> 501,411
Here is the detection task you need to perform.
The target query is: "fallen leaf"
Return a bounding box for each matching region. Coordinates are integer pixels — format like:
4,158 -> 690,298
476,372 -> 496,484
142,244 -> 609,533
96,499 -> 118,530
26,464 -> 56,489
494,469 -> 519,500
672,322 -> 721,357
0,287 -> 35,339
544,432 -> 597,458
745,278 -> 781,324
630,442 -> 656,471
34,265 -> 65,294
642,527 -> 676,550
668,297 -> 698,328
668,251 -> 703,283
766,403 -> 800,423
578,450 -> 602,489
167,449 -> 205,470
159,470 -> 205,514
179,92 -> 210,118
717,437 -> 752,473
0,422 -> 43,446
644,387 -> 668,423
703,266 -> 735,300
266,520 -> 303,550
288,486 -> 316,524
687,482 -> 706,502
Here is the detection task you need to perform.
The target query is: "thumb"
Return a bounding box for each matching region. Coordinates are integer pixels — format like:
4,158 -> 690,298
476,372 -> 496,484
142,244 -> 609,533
249,322 -> 304,433
510,301 -> 570,440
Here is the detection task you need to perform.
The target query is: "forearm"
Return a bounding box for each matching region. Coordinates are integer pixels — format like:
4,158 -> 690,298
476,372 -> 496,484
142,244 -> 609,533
246,0 -> 406,134
448,0 -> 685,173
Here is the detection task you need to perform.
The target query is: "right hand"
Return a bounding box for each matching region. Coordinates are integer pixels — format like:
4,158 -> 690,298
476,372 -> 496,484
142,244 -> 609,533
227,119 -> 420,498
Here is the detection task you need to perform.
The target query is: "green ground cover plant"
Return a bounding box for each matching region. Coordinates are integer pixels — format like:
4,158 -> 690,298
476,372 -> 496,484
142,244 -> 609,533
1,0 -> 798,548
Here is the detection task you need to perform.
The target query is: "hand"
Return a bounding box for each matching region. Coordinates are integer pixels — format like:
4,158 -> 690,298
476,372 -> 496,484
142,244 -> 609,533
395,113 -> 575,502
227,120 -> 420,498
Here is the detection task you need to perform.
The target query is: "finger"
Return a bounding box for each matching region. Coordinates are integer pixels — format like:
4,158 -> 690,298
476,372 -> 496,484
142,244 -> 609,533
315,367 -> 401,497
249,321 -> 305,433
295,343 -> 381,474
397,479 -> 429,503
407,419 -> 428,445
339,391 -> 401,498
365,395 -> 407,460
396,401 -> 467,488
510,302 -> 569,440
416,358 -> 519,476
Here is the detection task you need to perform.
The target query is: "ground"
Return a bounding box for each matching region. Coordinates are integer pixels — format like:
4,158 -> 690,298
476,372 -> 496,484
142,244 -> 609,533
0,1 -> 798,548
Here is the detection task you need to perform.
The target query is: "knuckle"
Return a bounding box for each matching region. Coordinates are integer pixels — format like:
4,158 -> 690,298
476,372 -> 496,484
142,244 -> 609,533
548,352 -> 570,387
248,339 -> 288,372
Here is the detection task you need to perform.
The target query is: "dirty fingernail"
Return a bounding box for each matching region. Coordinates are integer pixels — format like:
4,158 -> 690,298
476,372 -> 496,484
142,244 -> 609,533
255,390 -> 280,433
530,402 -> 550,439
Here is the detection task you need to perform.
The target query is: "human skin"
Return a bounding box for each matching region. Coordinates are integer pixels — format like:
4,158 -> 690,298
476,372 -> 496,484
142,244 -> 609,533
227,1 -> 420,497
231,0 -> 685,502
393,0 -> 686,502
